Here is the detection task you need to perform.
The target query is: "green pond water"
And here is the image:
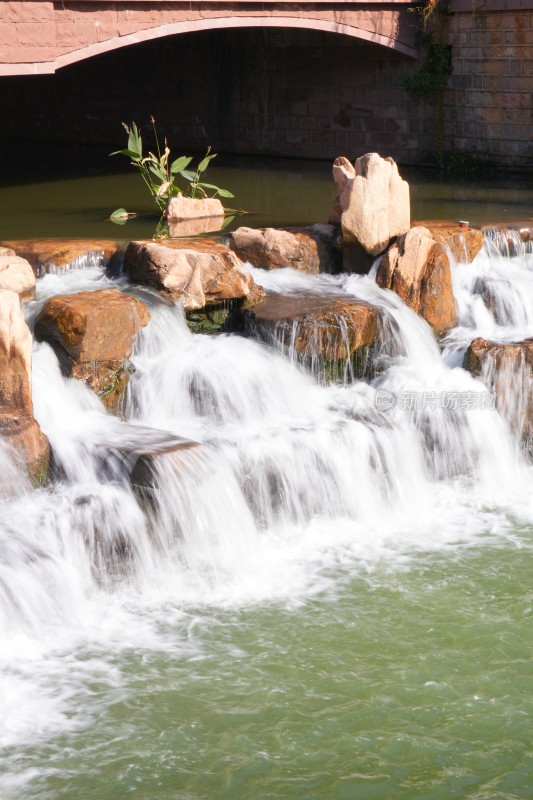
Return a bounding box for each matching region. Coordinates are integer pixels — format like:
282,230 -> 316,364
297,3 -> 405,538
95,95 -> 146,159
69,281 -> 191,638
0,153 -> 532,240
7,543 -> 533,800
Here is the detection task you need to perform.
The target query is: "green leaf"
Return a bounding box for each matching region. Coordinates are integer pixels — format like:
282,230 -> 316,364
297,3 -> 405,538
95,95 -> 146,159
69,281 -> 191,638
196,182 -> 234,198
110,208 -> 130,225
128,122 -> 142,158
149,165 -> 167,182
110,148 -> 141,159
170,156 -> 193,174
197,153 -> 217,173
178,170 -> 196,182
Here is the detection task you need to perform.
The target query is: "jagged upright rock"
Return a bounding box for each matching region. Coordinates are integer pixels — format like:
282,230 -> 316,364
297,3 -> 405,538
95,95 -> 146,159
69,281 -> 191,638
337,153 -> 410,257
376,226 -> 457,334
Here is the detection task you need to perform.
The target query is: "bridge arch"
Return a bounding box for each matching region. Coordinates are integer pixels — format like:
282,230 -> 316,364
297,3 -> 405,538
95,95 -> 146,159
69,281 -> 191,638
53,17 -> 417,74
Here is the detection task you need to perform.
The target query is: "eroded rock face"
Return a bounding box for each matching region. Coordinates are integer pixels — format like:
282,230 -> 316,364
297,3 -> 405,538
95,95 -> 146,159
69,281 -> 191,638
0,289 -> 33,413
376,226 -> 457,334
0,252 -> 36,302
0,407 -> 50,485
229,225 -> 341,274
464,337 -> 533,443
245,294 -> 379,380
1,239 -> 119,278
123,239 -> 264,310
338,153 -> 410,257
35,289 -> 150,414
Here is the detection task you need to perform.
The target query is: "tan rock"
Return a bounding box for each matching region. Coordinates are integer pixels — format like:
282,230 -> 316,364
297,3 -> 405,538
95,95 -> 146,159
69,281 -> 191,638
339,153 -> 410,257
464,337 -> 533,441
245,294 -> 379,378
167,216 -> 225,238
166,196 -> 225,221
0,253 -> 36,302
229,224 -> 341,274
34,289 -> 150,362
0,239 -> 119,278
123,239 -> 263,310
377,226 -> 457,333
0,407 -> 50,485
0,289 -> 33,413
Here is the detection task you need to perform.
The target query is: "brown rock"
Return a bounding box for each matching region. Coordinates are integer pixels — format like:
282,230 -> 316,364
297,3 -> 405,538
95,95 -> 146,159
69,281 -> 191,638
166,196 -> 225,221
0,289 -> 33,413
245,294 -> 379,378
35,289 -> 150,362
464,337 -> 533,440
123,239 -> 264,310
338,153 -> 410,257
0,252 -> 36,302
229,224 -> 341,274
0,239 -> 119,278
377,226 -> 457,334
0,407 -> 50,485
418,222 -> 484,264
35,290 -> 150,414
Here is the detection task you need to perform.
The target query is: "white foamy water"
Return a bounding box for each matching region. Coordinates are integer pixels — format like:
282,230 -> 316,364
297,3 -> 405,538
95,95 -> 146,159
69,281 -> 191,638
1,238 -> 533,792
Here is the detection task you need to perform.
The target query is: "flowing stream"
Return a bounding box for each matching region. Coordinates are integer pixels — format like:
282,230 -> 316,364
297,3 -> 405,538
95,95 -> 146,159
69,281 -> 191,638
1,233 -> 533,798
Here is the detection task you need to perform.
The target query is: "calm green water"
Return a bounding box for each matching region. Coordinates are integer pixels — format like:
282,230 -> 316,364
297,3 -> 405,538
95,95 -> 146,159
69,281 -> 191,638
0,155 -> 532,240
6,543 -> 533,800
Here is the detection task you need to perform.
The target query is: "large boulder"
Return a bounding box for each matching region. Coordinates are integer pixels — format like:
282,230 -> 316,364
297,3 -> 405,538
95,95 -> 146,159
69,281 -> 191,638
0,289 -> 33,413
35,289 -> 150,414
229,224 -> 342,274
464,337 -> 533,443
123,239 -> 264,310
336,153 -> 410,257
245,294 -> 379,380
0,239 -> 119,278
0,252 -> 36,302
376,226 -> 457,334
0,407 -> 50,485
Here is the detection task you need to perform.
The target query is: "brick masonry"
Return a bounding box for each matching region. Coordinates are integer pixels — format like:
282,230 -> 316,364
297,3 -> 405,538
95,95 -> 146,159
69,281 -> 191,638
0,1 -> 531,168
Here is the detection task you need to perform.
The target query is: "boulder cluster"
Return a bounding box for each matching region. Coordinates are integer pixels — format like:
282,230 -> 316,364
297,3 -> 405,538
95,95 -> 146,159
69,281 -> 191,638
1,152 -> 531,479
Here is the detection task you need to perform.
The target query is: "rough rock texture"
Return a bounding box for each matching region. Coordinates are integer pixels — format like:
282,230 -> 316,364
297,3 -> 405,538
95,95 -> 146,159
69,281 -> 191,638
166,196 -> 225,221
0,407 -> 50,485
0,252 -> 36,302
418,222 -> 485,264
35,289 -> 150,414
229,224 -> 342,274
0,239 -> 119,278
35,289 -> 150,362
338,153 -> 410,257
0,289 -> 33,413
123,239 -> 264,310
464,337 -> 533,443
376,226 -> 457,334
245,293 -> 379,380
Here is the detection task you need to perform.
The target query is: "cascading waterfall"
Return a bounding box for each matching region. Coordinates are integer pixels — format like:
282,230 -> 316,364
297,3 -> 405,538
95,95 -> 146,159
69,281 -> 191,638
1,229 -> 533,796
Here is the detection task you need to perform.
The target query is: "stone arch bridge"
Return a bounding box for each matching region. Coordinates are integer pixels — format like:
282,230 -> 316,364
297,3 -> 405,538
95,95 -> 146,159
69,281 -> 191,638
1,1 -> 418,76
